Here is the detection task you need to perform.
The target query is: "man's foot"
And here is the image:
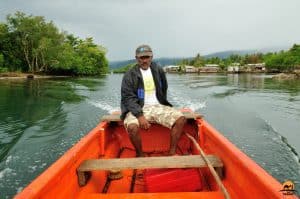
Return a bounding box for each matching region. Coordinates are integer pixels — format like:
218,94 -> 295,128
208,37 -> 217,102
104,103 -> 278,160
136,152 -> 146,157
168,151 -> 180,156
161,151 -> 180,156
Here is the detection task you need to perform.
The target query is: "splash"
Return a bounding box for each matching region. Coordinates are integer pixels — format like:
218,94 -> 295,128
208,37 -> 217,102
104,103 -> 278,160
189,101 -> 206,111
5,156 -> 12,165
0,168 -> 13,179
169,92 -> 206,112
88,100 -> 119,114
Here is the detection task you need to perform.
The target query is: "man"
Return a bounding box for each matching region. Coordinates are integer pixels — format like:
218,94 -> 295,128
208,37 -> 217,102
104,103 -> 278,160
120,44 -> 186,157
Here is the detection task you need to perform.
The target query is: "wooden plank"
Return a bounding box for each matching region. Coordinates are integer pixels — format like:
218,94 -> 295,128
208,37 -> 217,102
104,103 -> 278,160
101,112 -> 203,122
77,155 -> 222,186
78,155 -> 222,172
101,114 -> 121,122
183,112 -> 203,120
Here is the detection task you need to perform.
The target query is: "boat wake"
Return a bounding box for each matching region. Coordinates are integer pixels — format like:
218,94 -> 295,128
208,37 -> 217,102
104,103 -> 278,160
258,116 -> 300,163
88,96 -> 206,114
88,100 -> 119,113
169,90 -> 206,112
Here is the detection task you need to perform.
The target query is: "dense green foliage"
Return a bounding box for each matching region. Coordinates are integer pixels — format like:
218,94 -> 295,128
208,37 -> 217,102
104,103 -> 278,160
264,44 -> 300,71
0,53 -> 4,67
0,12 -> 108,75
178,44 -> 300,72
113,63 -> 136,73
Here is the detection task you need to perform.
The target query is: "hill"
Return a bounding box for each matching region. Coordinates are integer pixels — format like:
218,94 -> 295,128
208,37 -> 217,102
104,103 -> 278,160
109,57 -> 190,70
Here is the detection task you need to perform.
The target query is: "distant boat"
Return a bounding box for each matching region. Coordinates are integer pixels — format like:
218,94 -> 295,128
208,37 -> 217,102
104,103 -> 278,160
15,109 -> 297,199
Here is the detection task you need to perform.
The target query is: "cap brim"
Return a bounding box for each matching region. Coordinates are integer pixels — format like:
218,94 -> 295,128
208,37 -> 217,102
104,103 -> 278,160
136,52 -> 153,57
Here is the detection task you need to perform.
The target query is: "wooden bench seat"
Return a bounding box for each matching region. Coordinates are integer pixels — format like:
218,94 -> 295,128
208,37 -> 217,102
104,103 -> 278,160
77,155 -> 223,186
101,112 -> 202,123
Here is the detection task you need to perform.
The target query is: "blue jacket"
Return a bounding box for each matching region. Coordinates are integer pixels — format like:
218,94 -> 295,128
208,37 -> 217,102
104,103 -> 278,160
120,62 -> 172,120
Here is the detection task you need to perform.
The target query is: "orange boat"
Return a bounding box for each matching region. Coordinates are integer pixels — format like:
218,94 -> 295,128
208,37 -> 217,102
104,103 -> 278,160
15,110 -> 297,199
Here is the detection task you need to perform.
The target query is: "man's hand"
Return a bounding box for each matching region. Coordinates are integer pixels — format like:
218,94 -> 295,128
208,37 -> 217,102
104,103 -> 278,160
138,115 -> 151,130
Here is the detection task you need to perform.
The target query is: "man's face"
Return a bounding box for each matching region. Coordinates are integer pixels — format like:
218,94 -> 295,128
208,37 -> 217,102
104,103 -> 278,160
136,56 -> 152,70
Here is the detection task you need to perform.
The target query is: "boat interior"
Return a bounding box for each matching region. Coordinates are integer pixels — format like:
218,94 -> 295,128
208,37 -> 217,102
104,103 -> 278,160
74,113 -> 227,198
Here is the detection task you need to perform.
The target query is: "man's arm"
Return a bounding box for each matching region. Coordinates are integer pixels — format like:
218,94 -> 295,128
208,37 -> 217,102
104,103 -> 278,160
159,67 -> 168,96
121,73 -> 143,118
121,73 -> 151,129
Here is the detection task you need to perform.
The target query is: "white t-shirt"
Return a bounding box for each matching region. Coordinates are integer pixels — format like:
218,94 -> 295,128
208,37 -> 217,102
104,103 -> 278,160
140,67 -> 159,106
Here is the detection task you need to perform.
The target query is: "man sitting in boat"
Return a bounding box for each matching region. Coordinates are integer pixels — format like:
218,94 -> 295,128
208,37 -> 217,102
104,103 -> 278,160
120,44 -> 186,157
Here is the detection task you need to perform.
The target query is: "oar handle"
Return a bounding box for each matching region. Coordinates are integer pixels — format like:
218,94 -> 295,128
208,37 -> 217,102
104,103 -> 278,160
185,133 -> 231,199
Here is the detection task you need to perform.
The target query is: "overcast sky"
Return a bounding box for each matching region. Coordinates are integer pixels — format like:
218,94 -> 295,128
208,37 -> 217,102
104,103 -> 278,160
1,0 -> 300,61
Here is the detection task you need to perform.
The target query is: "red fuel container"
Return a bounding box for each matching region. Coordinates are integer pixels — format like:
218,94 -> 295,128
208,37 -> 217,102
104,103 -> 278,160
144,168 -> 202,192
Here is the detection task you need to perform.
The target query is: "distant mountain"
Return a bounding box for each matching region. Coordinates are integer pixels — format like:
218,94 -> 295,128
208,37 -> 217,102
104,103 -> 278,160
109,59 -> 136,70
109,46 -> 289,70
205,46 -> 289,59
109,57 -> 191,70
205,50 -> 256,59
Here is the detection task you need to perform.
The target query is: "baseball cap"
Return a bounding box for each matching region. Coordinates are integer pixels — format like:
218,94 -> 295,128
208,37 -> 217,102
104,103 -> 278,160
135,45 -> 153,57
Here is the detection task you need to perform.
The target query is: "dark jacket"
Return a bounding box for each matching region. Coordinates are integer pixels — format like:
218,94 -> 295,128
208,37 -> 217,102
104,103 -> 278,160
120,62 -> 172,120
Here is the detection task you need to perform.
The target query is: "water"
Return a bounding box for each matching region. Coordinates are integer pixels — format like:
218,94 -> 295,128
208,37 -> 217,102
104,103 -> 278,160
0,73 -> 299,198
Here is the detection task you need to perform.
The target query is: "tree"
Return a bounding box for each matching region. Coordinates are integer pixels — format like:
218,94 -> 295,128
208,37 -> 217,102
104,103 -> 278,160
113,63 -> 135,73
205,57 -> 221,65
6,12 -> 65,73
0,54 -> 4,67
0,22 -> 26,71
73,37 -> 108,75
0,11 -> 109,75
51,37 -> 108,75
264,44 -> 300,72
194,53 -> 204,67
244,53 -> 263,64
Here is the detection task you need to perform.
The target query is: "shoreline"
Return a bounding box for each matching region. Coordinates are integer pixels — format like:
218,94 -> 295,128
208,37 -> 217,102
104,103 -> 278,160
0,72 -> 70,80
1,71 -> 299,80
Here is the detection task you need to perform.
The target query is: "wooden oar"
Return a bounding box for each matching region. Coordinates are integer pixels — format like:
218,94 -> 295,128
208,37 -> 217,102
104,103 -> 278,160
185,133 -> 231,199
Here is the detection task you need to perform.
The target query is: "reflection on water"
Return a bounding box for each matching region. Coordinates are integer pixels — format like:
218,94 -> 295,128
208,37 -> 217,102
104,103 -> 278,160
0,74 -> 299,198
0,77 -> 107,198
0,79 -> 88,160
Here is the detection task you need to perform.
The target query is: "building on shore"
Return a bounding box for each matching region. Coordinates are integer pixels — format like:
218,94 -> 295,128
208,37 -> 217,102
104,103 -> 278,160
164,65 -> 198,73
245,63 -> 266,72
184,65 -> 198,73
199,64 -> 220,73
227,63 -> 240,73
163,65 -> 180,73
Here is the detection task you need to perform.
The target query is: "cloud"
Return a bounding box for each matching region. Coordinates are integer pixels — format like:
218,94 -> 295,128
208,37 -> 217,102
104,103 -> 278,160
1,0 -> 300,61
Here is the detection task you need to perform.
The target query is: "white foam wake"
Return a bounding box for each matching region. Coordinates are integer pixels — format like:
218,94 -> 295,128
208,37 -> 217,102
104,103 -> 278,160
170,93 -> 206,111
88,100 -> 119,114
0,168 -> 13,179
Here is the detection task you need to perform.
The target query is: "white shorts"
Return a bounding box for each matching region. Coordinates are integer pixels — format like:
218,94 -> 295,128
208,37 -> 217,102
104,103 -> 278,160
124,104 -> 184,129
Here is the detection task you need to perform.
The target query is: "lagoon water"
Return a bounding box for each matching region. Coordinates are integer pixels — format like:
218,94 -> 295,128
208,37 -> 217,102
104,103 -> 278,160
0,73 -> 300,198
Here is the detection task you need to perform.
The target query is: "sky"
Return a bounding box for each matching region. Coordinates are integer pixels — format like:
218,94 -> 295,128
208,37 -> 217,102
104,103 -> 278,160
1,0 -> 300,61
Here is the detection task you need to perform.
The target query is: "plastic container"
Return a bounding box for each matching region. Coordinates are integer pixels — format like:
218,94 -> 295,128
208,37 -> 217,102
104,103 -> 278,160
144,168 -> 202,192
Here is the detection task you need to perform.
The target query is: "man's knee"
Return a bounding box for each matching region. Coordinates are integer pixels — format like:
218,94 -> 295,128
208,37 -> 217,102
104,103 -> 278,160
176,116 -> 186,126
127,124 -> 139,135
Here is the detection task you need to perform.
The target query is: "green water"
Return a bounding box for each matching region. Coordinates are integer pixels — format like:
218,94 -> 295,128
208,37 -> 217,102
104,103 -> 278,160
0,74 -> 299,198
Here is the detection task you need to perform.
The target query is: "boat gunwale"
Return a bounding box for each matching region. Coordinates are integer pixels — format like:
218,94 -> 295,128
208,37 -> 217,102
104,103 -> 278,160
199,119 -> 286,198
15,121 -> 108,198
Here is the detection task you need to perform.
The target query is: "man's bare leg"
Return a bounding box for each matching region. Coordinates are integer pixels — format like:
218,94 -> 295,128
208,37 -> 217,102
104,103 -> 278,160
169,116 -> 186,155
127,124 -> 145,157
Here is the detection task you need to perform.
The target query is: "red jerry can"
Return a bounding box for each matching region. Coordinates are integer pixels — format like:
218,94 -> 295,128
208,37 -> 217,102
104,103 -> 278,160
144,168 -> 203,192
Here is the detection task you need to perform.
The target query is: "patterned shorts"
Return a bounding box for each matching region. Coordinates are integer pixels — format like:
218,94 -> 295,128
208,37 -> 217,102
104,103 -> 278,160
124,104 -> 184,129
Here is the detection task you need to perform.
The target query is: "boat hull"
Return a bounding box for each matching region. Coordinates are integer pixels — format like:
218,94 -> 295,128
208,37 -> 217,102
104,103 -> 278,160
15,113 -> 297,199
